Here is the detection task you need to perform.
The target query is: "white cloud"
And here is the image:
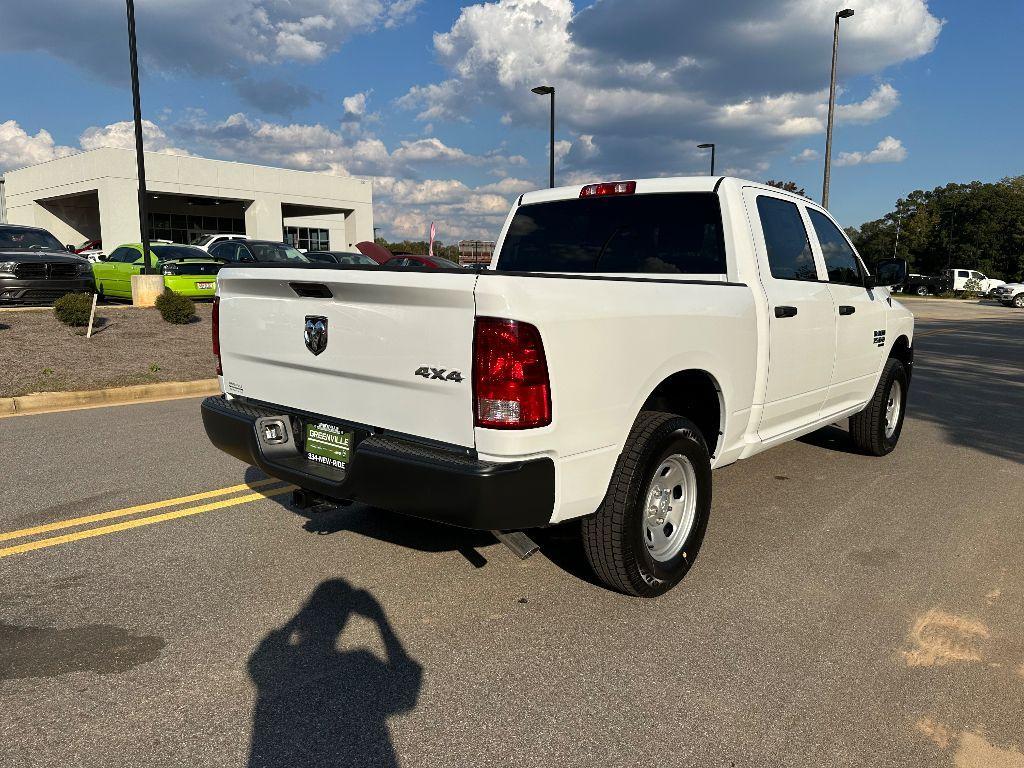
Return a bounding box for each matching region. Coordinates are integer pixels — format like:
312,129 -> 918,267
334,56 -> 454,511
79,120 -> 192,156
398,0 -> 941,176
835,136 -> 908,166
0,120 -> 75,171
0,0 -> 420,112
838,83 -> 900,123
793,148 -> 821,163
342,91 -> 370,121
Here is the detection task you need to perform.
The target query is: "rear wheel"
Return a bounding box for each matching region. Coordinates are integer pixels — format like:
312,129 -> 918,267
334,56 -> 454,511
849,358 -> 908,456
582,411 -> 712,597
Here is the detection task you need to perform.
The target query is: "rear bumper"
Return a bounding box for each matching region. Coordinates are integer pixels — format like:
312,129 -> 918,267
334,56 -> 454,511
0,277 -> 94,304
163,275 -> 217,298
200,395 -> 555,530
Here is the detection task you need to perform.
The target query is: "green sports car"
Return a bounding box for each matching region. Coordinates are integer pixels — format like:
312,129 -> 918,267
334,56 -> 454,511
92,243 -> 222,301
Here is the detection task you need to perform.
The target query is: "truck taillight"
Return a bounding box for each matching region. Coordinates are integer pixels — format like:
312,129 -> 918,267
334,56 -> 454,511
473,317 -> 551,429
580,180 -> 636,198
212,296 -> 222,376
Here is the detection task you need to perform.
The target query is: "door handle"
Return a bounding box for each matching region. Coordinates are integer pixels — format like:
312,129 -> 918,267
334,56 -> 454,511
839,305 -> 856,315
774,306 -> 798,318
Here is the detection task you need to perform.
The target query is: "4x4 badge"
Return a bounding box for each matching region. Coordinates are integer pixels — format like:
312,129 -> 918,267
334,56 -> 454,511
414,366 -> 463,383
304,316 -> 328,356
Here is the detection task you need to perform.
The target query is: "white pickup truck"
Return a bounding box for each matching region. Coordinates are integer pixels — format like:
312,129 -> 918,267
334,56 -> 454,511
202,177 -> 914,597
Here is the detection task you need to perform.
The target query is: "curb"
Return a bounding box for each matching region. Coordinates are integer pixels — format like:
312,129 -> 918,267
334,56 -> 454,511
0,379 -> 220,418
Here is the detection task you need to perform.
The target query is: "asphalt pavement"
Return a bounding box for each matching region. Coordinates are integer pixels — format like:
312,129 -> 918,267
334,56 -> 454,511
1,298 -> 1022,768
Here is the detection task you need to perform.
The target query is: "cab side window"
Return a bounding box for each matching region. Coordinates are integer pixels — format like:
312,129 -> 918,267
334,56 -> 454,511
807,208 -> 863,285
109,247 -> 136,263
210,242 -> 239,262
755,196 -> 818,281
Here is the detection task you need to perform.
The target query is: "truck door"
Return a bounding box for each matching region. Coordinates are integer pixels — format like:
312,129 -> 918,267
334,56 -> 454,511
744,190 -> 836,439
804,207 -> 888,413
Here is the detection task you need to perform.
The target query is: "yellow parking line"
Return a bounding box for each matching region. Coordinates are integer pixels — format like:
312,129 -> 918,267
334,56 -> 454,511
0,479 -> 283,543
0,484 -> 296,559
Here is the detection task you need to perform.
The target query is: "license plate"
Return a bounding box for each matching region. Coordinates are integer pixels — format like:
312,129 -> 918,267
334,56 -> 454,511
305,422 -> 352,470
196,281 -> 214,290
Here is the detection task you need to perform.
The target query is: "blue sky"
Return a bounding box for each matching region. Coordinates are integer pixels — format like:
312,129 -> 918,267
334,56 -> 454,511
1,0 -> 1020,240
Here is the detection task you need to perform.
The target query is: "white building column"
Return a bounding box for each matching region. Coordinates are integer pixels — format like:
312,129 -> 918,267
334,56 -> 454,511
244,195 -> 283,240
98,177 -> 144,247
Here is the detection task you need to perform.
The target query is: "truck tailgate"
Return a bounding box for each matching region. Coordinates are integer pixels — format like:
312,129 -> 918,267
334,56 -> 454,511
216,267 -> 479,448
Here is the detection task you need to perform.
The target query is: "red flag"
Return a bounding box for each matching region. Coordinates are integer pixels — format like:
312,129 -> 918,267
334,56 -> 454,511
428,221 -> 436,258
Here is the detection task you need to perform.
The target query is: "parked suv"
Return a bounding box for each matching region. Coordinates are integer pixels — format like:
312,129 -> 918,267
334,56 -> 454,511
208,239 -> 310,265
191,234 -> 249,253
0,224 -> 94,304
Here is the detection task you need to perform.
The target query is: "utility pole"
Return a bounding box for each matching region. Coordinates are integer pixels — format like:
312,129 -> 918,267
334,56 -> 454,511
125,0 -> 152,273
822,8 -> 855,209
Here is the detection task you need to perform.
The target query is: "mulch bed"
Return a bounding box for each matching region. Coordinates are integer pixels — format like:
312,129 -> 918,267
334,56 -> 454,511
0,304 -> 218,398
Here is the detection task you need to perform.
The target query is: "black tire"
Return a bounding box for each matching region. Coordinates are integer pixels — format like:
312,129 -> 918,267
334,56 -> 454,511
1014,294 -> 1024,309
915,286 -> 929,296
582,411 -> 712,597
849,358 -> 908,456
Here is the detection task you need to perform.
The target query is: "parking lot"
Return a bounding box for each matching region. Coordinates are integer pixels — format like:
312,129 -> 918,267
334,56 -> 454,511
1,298 -> 1021,767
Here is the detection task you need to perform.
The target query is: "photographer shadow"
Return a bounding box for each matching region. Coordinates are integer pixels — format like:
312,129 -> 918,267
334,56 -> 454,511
247,578 -> 422,768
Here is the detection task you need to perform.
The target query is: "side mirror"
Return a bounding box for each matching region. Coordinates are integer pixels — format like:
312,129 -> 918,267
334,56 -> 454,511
873,258 -> 908,288
66,244 -> 76,252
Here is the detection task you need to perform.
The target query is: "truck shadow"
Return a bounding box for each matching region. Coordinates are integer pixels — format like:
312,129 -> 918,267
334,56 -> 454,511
795,315 -> 1024,464
243,466 -> 495,566
247,578 -> 422,768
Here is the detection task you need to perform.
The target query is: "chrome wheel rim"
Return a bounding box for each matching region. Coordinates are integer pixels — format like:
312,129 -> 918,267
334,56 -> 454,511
643,454 -> 698,563
884,379 -> 902,439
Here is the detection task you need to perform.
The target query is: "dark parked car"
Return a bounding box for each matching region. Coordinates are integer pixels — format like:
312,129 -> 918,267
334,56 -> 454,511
208,239 -> 310,265
305,251 -> 378,266
901,273 -> 949,296
0,224 -> 94,304
381,254 -> 462,269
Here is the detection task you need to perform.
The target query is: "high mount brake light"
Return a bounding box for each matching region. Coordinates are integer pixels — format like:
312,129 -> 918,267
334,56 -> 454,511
473,317 -> 551,429
579,181 -> 636,198
212,296 -> 222,376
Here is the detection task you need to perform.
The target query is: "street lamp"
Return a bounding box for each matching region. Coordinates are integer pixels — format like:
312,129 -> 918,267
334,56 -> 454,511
822,8 -> 854,209
532,85 -> 555,188
125,0 -> 152,274
697,143 -> 716,175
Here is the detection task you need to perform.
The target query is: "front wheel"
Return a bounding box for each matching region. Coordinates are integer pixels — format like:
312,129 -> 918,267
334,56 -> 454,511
849,358 -> 909,456
1014,294 -> 1024,309
582,411 -> 712,597
915,286 -> 930,296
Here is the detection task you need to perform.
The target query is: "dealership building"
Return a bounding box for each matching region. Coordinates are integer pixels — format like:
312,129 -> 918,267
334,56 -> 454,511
0,148 -> 373,252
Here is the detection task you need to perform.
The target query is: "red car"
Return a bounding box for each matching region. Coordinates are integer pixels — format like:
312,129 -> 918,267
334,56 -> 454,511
74,239 -> 101,254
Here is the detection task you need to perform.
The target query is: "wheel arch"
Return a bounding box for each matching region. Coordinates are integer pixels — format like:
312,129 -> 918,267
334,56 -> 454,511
639,369 -> 724,458
889,334 -> 913,379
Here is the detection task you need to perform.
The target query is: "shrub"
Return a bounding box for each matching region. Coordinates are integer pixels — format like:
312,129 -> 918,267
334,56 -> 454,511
155,290 -> 196,324
54,292 -> 94,327
962,277 -> 983,294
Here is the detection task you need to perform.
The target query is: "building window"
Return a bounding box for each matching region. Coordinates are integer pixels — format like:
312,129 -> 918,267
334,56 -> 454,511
284,226 -> 329,251
148,212 -> 244,245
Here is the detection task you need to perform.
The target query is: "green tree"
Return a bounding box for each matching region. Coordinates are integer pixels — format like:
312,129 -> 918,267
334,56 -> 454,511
849,176 -> 1024,281
765,180 -> 807,197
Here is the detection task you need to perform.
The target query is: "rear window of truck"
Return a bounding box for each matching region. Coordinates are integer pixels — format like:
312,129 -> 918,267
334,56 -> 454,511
495,192 -> 726,274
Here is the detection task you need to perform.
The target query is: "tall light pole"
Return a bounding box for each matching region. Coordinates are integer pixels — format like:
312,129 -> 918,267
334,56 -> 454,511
125,0 -> 152,274
532,85 -> 555,188
697,143 -> 716,175
822,8 -> 854,210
